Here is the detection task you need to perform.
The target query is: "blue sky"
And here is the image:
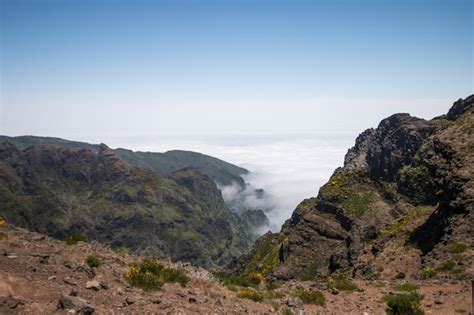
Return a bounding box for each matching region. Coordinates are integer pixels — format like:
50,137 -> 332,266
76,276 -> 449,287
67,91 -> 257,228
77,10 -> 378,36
1,0 -> 472,137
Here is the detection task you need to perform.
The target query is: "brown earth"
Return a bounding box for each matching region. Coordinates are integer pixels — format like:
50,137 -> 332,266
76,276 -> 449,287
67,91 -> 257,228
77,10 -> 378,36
0,223 -> 471,314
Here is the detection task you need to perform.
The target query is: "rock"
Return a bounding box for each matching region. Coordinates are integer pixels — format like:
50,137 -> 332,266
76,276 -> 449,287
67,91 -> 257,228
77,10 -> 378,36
116,287 -> 124,295
434,300 -> 443,305
151,298 -> 162,304
64,277 -> 77,286
7,255 -> 18,259
189,297 -> 197,303
99,280 -> 109,289
85,280 -> 101,291
285,296 -> 303,308
48,276 -> 57,281
64,288 -> 78,297
125,297 -> 137,305
0,295 -> 24,310
64,261 -> 76,269
331,288 -> 340,295
57,294 -> 95,314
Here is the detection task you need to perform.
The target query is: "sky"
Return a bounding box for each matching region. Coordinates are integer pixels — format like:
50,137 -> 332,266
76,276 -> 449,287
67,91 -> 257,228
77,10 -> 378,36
0,0 -> 472,137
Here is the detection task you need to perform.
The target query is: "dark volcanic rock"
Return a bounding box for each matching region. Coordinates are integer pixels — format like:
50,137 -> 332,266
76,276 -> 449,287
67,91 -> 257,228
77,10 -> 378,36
233,95 -> 474,281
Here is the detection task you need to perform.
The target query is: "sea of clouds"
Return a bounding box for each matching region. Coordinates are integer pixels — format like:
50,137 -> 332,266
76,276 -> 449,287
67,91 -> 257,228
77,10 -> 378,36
82,133 -> 357,233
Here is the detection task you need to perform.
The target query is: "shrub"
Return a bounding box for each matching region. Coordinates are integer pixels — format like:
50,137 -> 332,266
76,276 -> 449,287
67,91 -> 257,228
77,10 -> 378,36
437,260 -> 455,272
237,289 -> 263,302
64,233 -> 86,245
214,273 -> 257,288
113,246 -> 130,256
330,275 -> 358,292
394,283 -> 419,292
446,242 -> 468,254
420,267 -> 436,279
86,255 -> 101,268
293,288 -> 325,305
246,272 -> 264,285
124,259 -> 190,291
383,293 -> 424,315
0,216 -> 5,227
282,307 -> 294,315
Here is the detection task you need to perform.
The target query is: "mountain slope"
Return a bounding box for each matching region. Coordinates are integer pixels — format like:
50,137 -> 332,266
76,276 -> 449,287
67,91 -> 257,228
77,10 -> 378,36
0,135 -> 248,187
0,142 -> 252,267
232,95 -> 473,281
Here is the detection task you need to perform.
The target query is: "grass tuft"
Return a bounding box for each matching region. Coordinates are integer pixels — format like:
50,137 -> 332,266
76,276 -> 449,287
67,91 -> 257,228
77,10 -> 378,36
85,255 -> 101,268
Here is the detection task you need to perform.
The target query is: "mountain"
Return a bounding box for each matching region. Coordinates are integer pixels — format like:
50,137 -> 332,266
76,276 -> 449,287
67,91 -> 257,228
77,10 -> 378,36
231,95 -> 473,282
0,142 -> 252,267
0,135 -> 248,187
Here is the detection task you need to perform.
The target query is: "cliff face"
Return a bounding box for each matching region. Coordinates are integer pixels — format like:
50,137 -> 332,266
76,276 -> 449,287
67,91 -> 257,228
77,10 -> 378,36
233,95 -> 473,281
0,142 -> 252,268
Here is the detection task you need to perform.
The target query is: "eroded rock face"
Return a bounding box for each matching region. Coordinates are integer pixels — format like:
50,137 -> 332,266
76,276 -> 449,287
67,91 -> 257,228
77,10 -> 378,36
0,142 -> 252,268
233,95 -> 473,281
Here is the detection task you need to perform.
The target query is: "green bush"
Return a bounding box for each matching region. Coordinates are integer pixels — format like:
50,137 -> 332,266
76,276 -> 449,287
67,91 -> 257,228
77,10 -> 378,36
214,273 -> 258,289
437,260 -> 455,272
124,259 -> 190,291
383,293 -> 424,315
113,246 -> 130,256
64,233 -> 86,245
330,275 -> 358,292
237,289 -> 263,302
293,288 -> 325,305
86,255 -> 101,268
420,267 -> 436,279
446,242 -> 468,254
394,283 -> 419,292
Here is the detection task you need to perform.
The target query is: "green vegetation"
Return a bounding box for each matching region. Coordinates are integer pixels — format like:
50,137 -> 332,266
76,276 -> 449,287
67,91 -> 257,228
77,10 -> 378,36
85,255 -> 101,268
236,289 -> 264,302
396,166 -> 436,205
445,241 -> 468,254
380,205 -> 432,237
455,309 -> 467,313
293,288 -> 325,305
329,275 -> 358,292
394,283 -> 419,292
245,234 -> 281,276
319,169 -> 376,218
64,233 -> 86,245
420,267 -> 436,279
437,260 -> 455,272
246,272 -> 264,285
113,246 -> 130,256
124,259 -> 190,291
394,272 -> 406,279
383,293 -> 424,315
282,307 -> 294,315
214,273 -> 258,289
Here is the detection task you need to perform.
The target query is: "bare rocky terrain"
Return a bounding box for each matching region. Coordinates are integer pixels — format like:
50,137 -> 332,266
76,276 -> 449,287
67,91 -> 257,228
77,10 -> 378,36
0,222 -> 471,314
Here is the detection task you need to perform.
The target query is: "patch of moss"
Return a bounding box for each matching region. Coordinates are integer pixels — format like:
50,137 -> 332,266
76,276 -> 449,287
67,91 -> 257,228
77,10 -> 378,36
341,191 -> 376,218
293,288 -> 325,305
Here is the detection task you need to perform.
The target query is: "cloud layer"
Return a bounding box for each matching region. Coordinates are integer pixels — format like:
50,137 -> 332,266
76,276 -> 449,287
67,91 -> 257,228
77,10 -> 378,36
92,133 -> 355,232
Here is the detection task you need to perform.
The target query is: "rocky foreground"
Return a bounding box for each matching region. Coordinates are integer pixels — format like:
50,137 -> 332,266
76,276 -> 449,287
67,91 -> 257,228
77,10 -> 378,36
0,222 -> 471,314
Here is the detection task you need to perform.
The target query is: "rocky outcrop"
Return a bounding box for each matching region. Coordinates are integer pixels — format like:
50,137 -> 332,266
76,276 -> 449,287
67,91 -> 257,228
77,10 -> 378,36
233,95 -> 473,281
0,142 -> 252,267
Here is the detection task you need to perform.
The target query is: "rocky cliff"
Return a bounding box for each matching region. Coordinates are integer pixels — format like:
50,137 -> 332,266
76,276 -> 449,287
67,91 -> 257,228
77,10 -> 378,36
232,95 -> 473,282
0,142 -> 252,267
